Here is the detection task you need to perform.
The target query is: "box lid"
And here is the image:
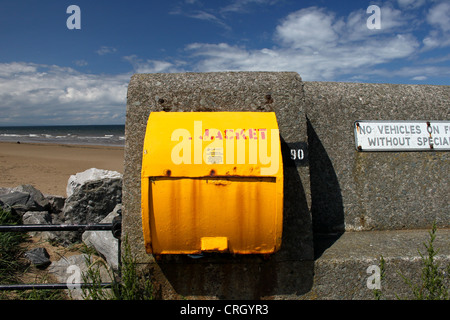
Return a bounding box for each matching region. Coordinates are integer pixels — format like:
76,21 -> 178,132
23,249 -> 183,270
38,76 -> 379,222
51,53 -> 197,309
141,112 -> 283,178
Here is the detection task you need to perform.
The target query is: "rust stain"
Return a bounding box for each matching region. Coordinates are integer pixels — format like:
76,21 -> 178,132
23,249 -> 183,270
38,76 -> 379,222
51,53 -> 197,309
359,215 -> 366,228
265,94 -> 273,104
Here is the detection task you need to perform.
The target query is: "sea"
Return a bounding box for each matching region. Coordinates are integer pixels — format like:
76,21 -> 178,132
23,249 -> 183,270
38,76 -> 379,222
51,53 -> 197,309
0,125 -> 125,147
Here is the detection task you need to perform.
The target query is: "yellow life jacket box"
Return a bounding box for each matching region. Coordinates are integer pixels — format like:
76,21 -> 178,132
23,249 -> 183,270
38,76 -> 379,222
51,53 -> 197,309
141,112 -> 283,255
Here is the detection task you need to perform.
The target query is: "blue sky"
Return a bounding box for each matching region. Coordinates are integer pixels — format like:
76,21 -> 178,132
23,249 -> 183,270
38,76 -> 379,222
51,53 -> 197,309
0,0 -> 449,126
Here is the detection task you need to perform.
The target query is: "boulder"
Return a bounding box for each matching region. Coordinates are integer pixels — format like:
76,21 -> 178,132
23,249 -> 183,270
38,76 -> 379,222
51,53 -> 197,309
0,191 -> 30,214
0,198 -> 13,215
0,185 -> 49,216
23,211 -> 52,224
66,168 -> 122,198
24,247 -> 51,269
82,204 -> 121,270
0,187 -> 12,196
61,173 -> 122,244
22,211 -> 58,241
63,178 -> 122,225
46,195 -> 66,215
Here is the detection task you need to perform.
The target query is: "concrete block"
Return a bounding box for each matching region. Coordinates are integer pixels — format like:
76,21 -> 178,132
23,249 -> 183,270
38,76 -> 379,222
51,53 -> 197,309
123,72 -> 313,299
305,229 -> 450,300
303,82 -> 449,233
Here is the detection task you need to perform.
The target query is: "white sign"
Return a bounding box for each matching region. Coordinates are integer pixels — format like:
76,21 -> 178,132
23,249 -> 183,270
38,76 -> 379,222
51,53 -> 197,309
354,120 -> 450,151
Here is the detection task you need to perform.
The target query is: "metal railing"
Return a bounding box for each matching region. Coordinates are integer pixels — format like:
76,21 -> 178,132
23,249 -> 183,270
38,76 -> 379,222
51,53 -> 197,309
0,217 -> 121,291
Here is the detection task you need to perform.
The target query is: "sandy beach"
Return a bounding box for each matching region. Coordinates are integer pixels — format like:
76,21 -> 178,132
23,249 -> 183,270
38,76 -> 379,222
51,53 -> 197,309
0,142 -> 124,197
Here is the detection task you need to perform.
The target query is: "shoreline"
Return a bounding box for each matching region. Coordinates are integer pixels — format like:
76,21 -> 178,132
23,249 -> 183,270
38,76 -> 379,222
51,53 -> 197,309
0,140 -> 124,149
0,141 -> 124,197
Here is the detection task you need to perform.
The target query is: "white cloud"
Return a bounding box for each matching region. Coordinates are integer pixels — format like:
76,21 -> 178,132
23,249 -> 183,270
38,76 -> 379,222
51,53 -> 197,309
220,0 -> 280,14
184,10 -> 231,30
379,5 -> 412,30
171,0 -> 280,30
0,62 -> 37,77
169,5 -> 231,30
366,65 -> 450,80
185,6 -> 420,81
423,2 -> 450,49
189,11 -> 220,22
123,55 -> 185,73
0,62 -> 129,125
275,8 -> 340,51
397,0 -> 426,9
167,2 -> 425,82
96,46 -> 117,56
74,59 -> 88,67
427,2 -> 450,32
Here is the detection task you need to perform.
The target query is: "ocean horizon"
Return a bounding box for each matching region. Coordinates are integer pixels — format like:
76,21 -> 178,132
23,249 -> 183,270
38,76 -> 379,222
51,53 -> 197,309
0,125 -> 125,147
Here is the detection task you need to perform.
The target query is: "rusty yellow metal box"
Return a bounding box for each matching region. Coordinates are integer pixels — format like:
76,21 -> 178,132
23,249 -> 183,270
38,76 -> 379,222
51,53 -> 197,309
141,112 -> 283,255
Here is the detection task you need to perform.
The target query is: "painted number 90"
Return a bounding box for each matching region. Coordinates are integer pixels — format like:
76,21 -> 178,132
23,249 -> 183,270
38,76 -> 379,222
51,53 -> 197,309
290,149 -> 304,161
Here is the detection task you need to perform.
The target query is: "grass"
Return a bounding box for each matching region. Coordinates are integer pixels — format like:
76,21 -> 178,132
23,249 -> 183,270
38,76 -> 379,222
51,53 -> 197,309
374,221 -> 449,300
0,207 -> 65,300
399,222 -> 449,300
16,275 -> 66,300
373,255 -> 386,300
0,208 -> 29,285
81,235 -> 155,300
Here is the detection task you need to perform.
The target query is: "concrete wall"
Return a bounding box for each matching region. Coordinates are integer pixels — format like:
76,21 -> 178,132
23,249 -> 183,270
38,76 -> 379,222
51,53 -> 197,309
123,72 -> 314,299
303,82 -> 449,233
123,72 -> 449,299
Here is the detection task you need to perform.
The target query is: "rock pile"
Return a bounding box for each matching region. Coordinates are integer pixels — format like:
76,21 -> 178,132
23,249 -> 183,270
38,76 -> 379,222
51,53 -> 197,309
0,168 -> 123,297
